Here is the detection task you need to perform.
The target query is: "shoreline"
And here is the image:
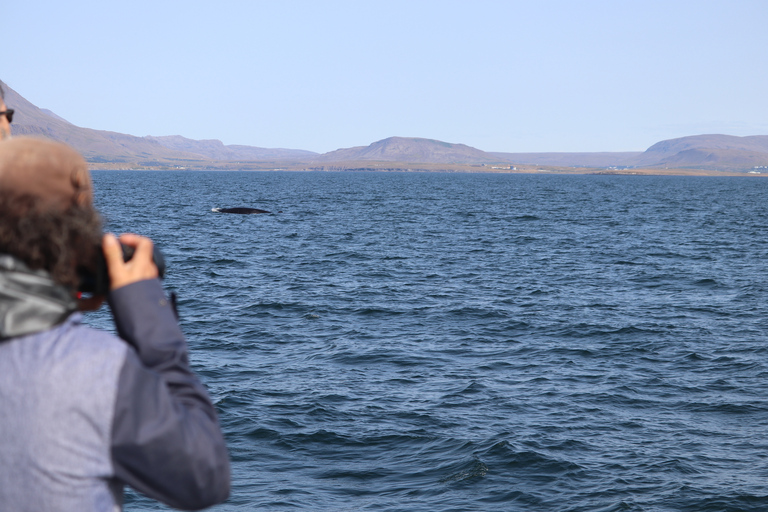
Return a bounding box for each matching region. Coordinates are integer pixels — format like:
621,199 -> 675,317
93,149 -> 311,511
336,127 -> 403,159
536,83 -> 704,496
88,160 -> 767,176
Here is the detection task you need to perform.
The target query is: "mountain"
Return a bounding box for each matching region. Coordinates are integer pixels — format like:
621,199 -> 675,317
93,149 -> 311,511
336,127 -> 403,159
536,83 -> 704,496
4,79 -> 768,172
632,134 -> 768,168
317,134 -> 768,171
317,137 -> 505,164
3,81 -> 199,163
491,152 -> 642,167
493,136 -> 768,170
1,80 -> 315,165
146,135 -> 317,161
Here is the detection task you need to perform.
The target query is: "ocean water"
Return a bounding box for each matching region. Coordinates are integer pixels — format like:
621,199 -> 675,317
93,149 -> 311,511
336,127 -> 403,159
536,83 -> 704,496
86,171 -> 768,511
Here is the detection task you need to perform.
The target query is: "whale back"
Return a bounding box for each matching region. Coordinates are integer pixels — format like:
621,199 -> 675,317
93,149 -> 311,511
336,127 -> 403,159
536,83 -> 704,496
212,207 -> 270,214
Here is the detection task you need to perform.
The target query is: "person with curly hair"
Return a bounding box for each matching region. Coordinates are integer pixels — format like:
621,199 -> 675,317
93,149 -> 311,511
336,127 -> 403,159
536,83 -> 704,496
0,137 -> 230,511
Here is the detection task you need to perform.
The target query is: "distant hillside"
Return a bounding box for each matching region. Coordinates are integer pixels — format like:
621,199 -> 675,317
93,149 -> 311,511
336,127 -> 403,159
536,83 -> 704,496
632,134 -> 768,168
1,80 -> 314,165
146,136 -> 317,161
4,79 -> 768,172
493,136 -> 768,170
317,137 -> 505,164
2,81 -> 205,164
491,152 -> 642,167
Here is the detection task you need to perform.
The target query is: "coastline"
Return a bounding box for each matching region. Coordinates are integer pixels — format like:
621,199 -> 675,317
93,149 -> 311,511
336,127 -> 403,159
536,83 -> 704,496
88,159 -> 767,176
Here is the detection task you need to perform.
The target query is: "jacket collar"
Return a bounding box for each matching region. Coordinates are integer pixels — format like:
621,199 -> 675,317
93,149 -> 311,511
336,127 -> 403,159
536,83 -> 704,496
0,254 -> 77,339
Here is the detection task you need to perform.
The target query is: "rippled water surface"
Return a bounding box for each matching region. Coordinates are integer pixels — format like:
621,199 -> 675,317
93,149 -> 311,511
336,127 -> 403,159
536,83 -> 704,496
87,171 -> 768,511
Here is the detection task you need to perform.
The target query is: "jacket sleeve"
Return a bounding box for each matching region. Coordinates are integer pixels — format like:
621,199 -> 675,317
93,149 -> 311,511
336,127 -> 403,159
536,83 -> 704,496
107,279 -> 230,510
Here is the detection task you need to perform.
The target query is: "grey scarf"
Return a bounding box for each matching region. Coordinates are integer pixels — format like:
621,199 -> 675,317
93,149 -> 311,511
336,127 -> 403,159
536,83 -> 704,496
0,255 -> 77,339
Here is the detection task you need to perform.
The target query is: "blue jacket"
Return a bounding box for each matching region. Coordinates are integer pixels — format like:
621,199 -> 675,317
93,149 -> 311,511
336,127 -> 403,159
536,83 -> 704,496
0,257 -> 230,511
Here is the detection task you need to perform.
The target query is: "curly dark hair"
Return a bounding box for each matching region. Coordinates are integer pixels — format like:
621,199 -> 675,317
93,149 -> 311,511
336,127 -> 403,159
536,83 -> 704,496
0,194 -> 103,290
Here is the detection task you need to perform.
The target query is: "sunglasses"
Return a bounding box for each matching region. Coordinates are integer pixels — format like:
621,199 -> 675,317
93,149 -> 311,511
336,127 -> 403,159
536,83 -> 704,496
0,109 -> 14,123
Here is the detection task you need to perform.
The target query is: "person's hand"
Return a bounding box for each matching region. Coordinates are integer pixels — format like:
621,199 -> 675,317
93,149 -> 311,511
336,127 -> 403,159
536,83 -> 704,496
103,233 -> 159,291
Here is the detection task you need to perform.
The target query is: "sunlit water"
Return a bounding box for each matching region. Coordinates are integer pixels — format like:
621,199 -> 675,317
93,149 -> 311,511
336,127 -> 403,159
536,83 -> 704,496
86,171 -> 768,511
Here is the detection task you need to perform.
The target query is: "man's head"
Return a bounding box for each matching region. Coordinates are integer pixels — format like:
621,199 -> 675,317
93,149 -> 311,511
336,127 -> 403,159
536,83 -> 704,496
0,137 -> 101,289
0,83 -> 10,140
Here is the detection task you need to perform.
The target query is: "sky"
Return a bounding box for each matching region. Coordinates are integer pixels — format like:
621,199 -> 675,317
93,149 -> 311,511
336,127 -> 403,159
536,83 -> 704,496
4,0 -> 768,154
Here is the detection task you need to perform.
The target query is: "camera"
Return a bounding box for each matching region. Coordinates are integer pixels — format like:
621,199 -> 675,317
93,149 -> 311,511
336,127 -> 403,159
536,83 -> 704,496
78,243 -> 166,295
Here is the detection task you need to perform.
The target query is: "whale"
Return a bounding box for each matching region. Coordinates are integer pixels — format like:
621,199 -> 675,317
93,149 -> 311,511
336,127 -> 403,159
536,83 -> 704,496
212,207 -> 271,214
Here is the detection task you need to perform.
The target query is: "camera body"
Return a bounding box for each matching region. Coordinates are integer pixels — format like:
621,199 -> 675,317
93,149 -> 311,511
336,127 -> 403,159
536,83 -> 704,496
78,243 -> 166,295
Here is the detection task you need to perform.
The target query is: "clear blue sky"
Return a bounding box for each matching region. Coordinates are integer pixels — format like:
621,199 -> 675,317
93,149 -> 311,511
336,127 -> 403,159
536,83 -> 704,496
5,0 -> 768,154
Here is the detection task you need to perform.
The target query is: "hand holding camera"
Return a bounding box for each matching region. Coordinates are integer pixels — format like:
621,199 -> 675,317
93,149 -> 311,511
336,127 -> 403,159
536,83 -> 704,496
78,233 -> 166,298
103,234 -> 161,290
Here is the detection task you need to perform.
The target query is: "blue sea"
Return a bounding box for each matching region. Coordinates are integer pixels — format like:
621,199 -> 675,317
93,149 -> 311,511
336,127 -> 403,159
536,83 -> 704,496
87,171 -> 768,511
